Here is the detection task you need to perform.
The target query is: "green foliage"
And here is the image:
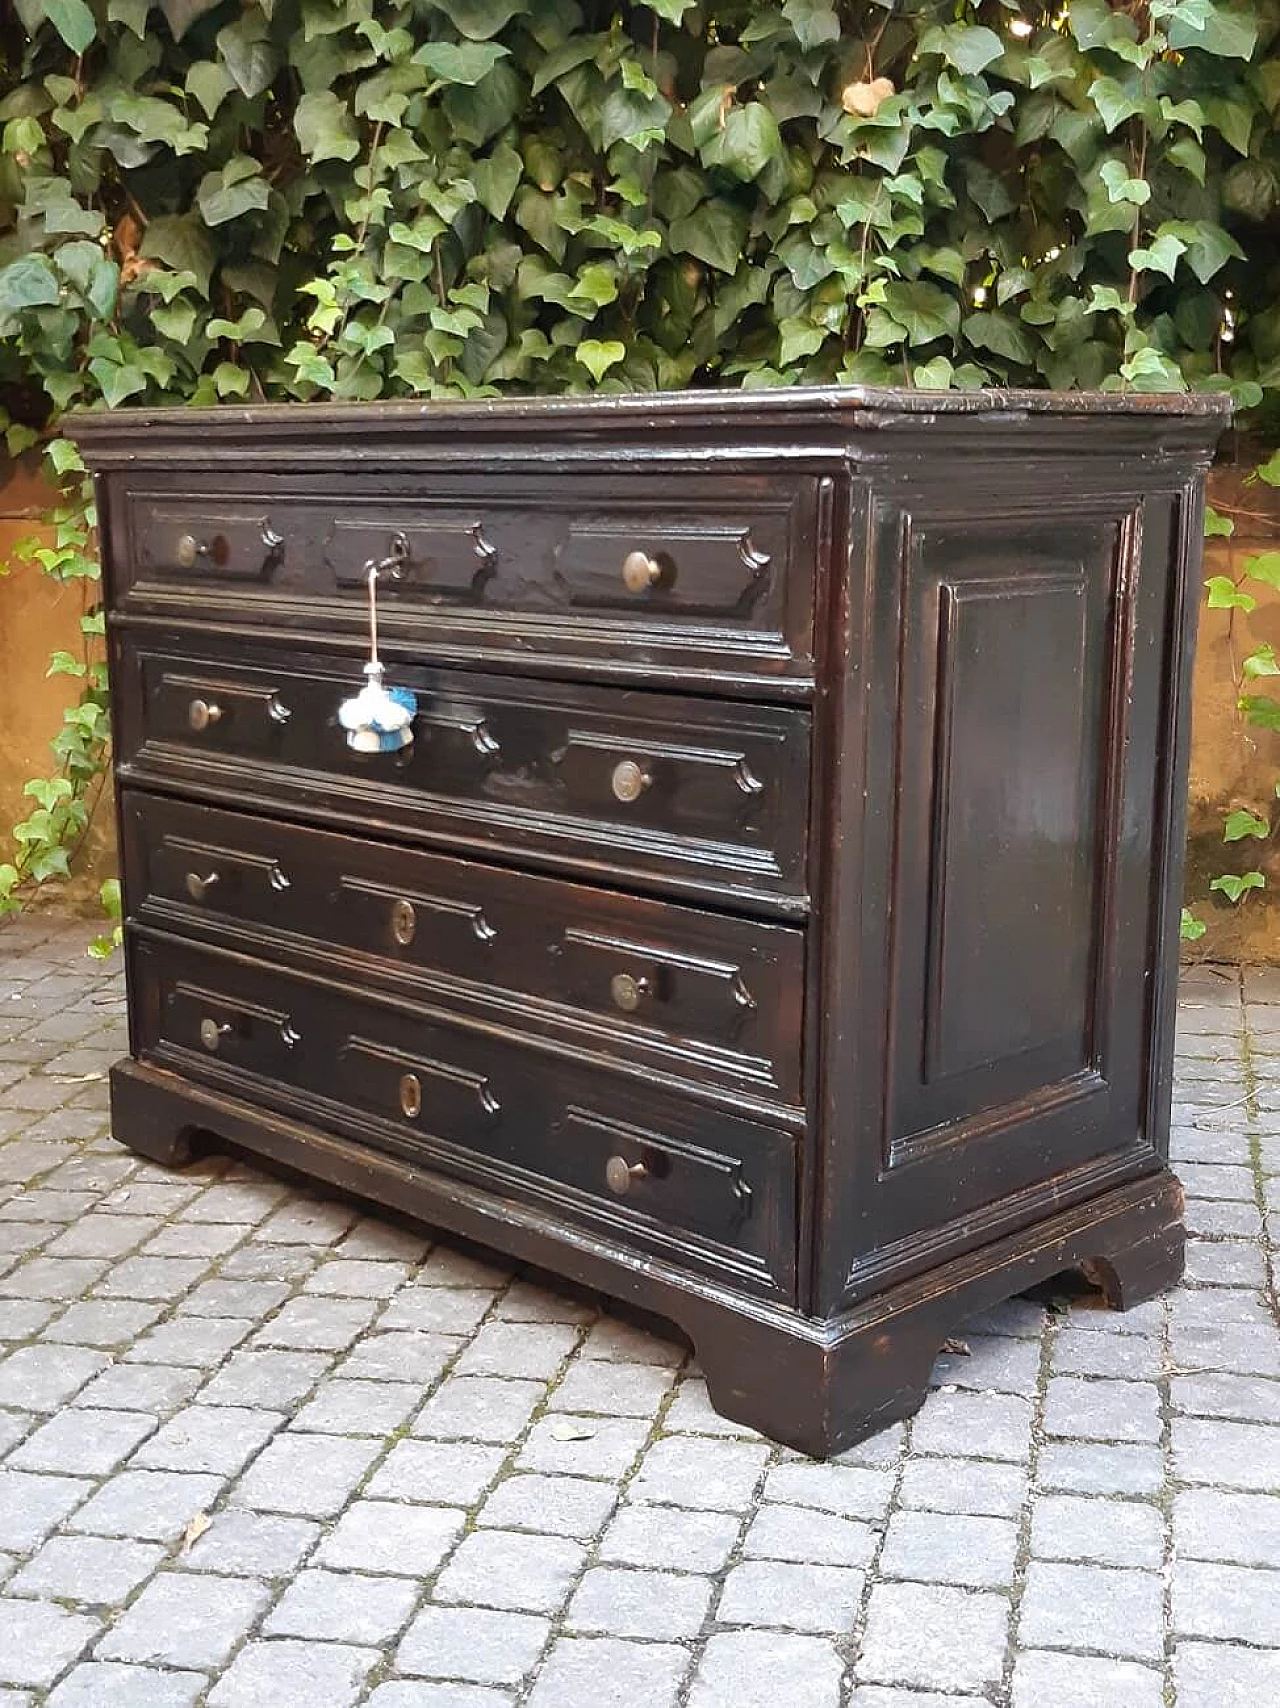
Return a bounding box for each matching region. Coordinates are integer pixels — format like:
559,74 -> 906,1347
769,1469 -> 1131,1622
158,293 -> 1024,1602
2,0 -> 1280,948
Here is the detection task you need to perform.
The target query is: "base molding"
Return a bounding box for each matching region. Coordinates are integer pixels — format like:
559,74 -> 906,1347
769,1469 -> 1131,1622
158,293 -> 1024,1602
110,1058 -> 1185,1457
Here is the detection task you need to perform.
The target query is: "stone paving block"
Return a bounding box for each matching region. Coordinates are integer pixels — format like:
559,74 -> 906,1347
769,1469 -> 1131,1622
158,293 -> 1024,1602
516,1414 -> 652,1481
45,1663 -> 206,1707
412,1376 -> 543,1443
0,1469 -> 92,1551
379,1286 -> 495,1336
0,1224 -> 54,1261
1185,1198 -> 1265,1238
0,1410 -> 32,1457
41,1299 -> 164,1347
454,1321 -> 580,1380
207,1638 -> 377,1708
366,1690 -> 512,1708
92,1257 -> 210,1300
1184,1239 -> 1270,1287
762,1460 -> 895,1519
317,1500 -> 465,1577
908,1389 -> 1034,1461
740,1502 -> 877,1567
1170,1370 -> 1280,1424
253,1295 -> 379,1352
1173,1487 -> 1280,1565
687,1630 -> 841,1708
577,1315 -> 687,1367
292,1377 -> 419,1436
1051,1328 -> 1162,1380
10,1535 -> 164,1604
68,1470 -> 226,1542
132,1404 -> 284,1475
338,1329 -> 460,1385
43,1215 -> 154,1259
629,1437 -> 769,1510
396,1606 -> 550,1685
1172,1416 -> 1280,1488
525,1636 -> 688,1708
177,1280 -> 292,1320
1061,1296 -> 1164,1336
493,1275 -> 596,1325
848,1693 -> 984,1708
717,1560 -> 863,1633
95,1570 -> 270,1669
477,1474 -> 618,1539
140,1223 -> 248,1261
436,1530 -> 586,1615
231,1431 -> 379,1518
264,1568 -> 418,1643
0,1598 -> 99,1687
9,1407 -> 156,1475
303,1259 -> 411,1298
565,1566 -> 711,1641
1042,1375 -> 1162,1443
1037,1442 -> 1164,1496
929,1333 -> 1042,1394
0,1345 -> 107,1410
125,1315 -> 255,1367
1029,1493 -> 1163,1567
857,1582 -> 1009,1693
1172,1557 -> 1280,1643
255,1199 -> 361,1246
177,1183 -> 287,1225
182,1511 -> 320,1579
1018,1561 -> 1163,1660
367,1441 -> 505,1506
0,1299 -> 56,1340
1178,1162 -> 1258,1200
1174,1640 -> 1280,1708
597,1503 -> 740,1574
549,1358 -> 675,1418
1171,1321 -> 1280,1377
198,1349 -> 331,1409
879,1511 -> 1018,1587
897,1455 -> 1025,1517
72,1362 -> 204,1415
659,1377 -> 765,1438
337,1215 -> 432,1263
216,1244 -> 321,1284
1010,1650 -> 1163,1708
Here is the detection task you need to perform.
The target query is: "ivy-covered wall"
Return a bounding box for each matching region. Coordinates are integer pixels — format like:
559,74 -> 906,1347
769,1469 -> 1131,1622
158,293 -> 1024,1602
1,0 -> 1277,422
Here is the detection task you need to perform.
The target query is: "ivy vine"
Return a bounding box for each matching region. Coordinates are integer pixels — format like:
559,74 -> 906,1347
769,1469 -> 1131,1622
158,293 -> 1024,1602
1,0 -> 1279,947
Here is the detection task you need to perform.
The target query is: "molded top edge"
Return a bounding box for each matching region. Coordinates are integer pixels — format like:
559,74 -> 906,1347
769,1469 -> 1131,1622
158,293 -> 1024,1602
65,383 -> 1232,449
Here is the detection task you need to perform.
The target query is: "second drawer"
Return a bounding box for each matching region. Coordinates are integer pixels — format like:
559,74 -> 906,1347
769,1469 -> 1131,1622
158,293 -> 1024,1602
123,792 -> 806,1112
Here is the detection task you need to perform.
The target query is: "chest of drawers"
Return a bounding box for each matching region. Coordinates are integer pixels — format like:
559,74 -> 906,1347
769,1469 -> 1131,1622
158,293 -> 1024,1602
72,387 -> 1226,1455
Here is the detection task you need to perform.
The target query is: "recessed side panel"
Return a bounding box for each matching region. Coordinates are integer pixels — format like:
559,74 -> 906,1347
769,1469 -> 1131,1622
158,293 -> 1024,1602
816,486 -> 1189,1313
891,538 -> 1110,1161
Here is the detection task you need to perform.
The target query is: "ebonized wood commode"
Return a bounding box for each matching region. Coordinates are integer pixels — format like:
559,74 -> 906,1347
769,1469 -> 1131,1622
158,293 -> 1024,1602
72,387 -> 1228,1456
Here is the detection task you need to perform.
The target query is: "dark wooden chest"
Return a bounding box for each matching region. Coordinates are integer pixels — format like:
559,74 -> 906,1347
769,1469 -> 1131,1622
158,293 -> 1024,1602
72,387 -> 1226,1455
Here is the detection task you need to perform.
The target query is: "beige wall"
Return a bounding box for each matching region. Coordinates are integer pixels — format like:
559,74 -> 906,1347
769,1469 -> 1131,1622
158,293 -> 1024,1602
2,455 -> 1279,952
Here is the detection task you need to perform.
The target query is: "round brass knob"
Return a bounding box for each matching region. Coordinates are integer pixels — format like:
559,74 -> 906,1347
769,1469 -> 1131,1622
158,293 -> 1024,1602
188,698 -> 222,732
400,1072 -> 422,1120
185,871 -> 220,902
605,1154 -> 647,1196
199,1017 -> 232,1052
267,865 -> 291,893
610,972 -> 650,1013
611,759 -> 652,804
622,549 -> 661,594
176,533 -> 202,569
279,1021 -> 301,1049
267,694 -> 292,725
391,899 -> 417,946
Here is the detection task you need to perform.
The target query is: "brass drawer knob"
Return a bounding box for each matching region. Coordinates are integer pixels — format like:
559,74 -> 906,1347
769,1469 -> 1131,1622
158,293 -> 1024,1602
391,898 -> 417,946
188,698 -> 222,732
400,1072 -> 422,1120
199,1017 -> 232,1052
611,759 -> 652,804
610,972 -> 650,1013
176,532 -> 204,569
267,694 -> 292,726
605,1154 -> 647,1196
185,870 -> 220,902
279,1021 -> 302,1049
622,549 -> 661,593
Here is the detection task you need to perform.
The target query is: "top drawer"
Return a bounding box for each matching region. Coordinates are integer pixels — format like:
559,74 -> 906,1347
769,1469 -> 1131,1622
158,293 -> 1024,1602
108,471 -> 826,696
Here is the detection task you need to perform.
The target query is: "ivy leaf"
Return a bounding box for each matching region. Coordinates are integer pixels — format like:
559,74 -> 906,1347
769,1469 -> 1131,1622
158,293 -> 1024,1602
1168,136 -> 1207,185
1090,76 -> 1145,132
1099,159 -> 1150,205
1180,907 -> 1207,941
881,281 -> 960,346
197,157 -> 270,226
703,103 -> 783,182
87,358 -> 148,408
295,91 -> 360,164
1129,232 -> 1187,279
1205,575 -> 1255,610
1203,505 -> 1235,537
1210,871 -> 1266,903
1166,2 -> 1257,59
107,0 -> 151,36
1243,645 -> 1280,679
217,14 -> 280,100
156,0 -> 222,36
46,0 -> 96,53
574,338 -> 626,381
425,0 -> 528,41
1244,553 -> 1280,588
414,41 -> 510,85
531,35 -> 603,97
1255,450 -> 1280,487
442,63 -> 525,146
1224,809 -> 1270,842
782,0 -> 840,50
187,61 -> 236,121
472,143 -> 523,219
918,25 -> 1006,76
0,255 -> 60,313
963,309 -> 1036,365
670,201 -> 748,274
139,215 -> 215,293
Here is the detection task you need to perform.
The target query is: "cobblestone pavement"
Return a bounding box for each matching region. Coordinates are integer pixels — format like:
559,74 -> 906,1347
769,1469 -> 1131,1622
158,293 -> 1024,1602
0,915 -> 1278,1707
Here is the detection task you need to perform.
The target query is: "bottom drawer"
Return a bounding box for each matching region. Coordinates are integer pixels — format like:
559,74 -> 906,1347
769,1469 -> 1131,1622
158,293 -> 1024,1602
131,931 -> 797,1301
